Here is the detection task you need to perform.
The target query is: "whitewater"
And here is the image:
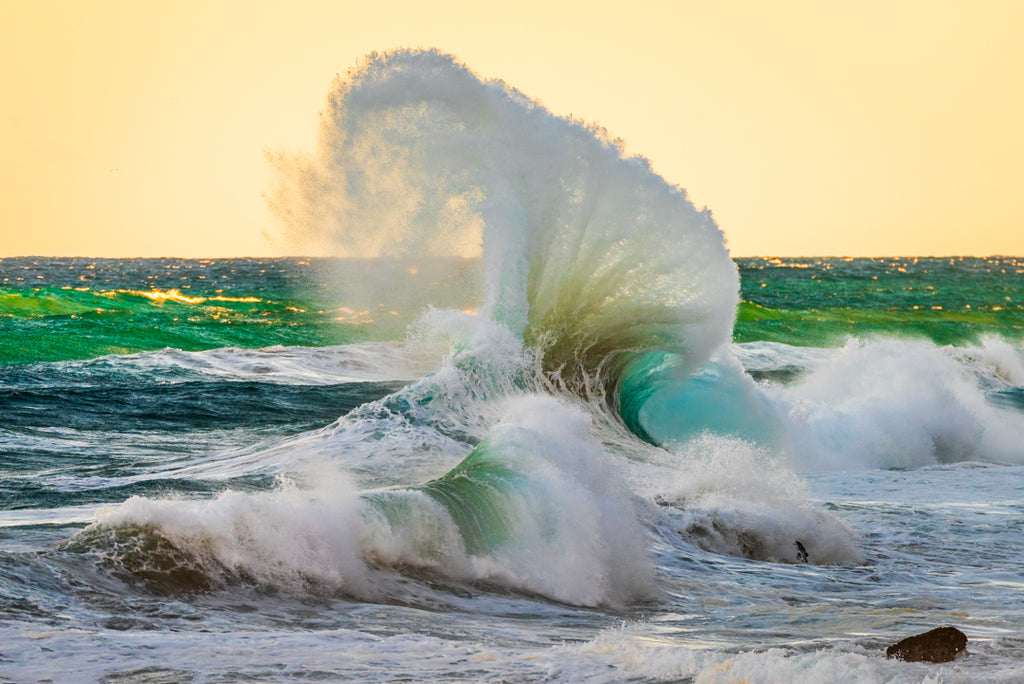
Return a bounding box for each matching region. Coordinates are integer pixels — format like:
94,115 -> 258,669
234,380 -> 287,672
2,49 -> 1023,682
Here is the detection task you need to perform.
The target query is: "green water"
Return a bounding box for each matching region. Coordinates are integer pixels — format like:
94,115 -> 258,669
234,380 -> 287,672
0,257 -> 481,366
733,256 -> 1024,346
2,256 -> 1021,367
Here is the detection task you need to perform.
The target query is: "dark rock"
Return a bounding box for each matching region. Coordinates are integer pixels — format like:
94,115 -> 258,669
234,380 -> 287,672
794,540 -> 809,563
886,626 -> 967,663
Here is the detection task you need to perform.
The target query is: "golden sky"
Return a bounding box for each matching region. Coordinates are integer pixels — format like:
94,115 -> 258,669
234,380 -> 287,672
2,0 -> 1022,257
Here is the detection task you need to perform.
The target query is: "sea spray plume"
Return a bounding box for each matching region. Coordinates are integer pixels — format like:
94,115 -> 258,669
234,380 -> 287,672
268,49 -> 738,405
267,51 -> 490,261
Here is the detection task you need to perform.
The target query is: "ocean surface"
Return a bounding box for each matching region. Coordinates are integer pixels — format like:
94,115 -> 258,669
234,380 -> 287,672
3,50 -> 1024,683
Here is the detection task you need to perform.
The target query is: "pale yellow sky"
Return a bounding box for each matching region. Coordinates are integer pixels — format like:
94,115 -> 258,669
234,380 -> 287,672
1,0 -> 1022,257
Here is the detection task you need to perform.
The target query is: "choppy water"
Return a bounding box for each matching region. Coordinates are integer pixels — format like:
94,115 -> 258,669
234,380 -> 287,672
3,49 -> 1024,683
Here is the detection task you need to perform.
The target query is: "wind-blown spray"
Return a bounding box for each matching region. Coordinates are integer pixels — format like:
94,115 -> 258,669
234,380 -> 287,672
269,49 -> 738,393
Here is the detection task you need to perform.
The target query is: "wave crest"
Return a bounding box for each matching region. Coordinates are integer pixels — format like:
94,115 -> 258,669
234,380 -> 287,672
269,48 -> 737,401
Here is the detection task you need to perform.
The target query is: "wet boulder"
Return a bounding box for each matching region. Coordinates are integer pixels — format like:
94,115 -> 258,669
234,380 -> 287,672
886,626 -> 967,663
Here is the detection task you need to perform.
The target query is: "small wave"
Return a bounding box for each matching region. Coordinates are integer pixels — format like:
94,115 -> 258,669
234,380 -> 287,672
93,342 -> 443,386
639,337 -> 1024,472
649,435 -> 863,565
69,397 -> 653,606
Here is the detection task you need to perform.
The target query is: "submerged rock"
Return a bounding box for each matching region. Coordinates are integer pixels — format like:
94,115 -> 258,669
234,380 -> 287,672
886,626 -> 967,663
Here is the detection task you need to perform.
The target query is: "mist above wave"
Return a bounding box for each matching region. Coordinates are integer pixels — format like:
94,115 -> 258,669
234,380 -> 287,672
268,48 -> 737,387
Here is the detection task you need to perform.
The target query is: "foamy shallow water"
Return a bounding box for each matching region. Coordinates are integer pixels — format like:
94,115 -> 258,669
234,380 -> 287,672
2,462 -> 1021,683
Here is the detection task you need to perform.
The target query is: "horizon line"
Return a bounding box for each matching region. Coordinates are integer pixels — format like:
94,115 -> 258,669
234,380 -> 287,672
1,254 -> 1022,261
